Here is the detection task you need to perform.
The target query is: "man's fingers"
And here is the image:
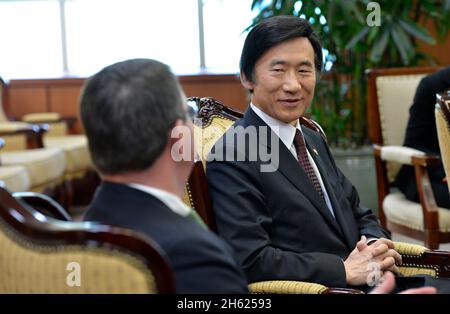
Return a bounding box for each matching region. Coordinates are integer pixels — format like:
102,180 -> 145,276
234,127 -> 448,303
357,235 -> 368,251
374,249 -> 402,265
387,265 -> 402,276
380,256 -> 396,270
371,243 -> 389,257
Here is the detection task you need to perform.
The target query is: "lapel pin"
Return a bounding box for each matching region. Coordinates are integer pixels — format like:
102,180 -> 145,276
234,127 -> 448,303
313,148 -> 319,156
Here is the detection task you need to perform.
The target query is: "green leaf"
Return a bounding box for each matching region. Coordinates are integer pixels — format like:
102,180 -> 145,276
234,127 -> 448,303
369,28 -> 389,62
390,24 -> 414,65
398,19 -> 436,44
345,26 -> 370,49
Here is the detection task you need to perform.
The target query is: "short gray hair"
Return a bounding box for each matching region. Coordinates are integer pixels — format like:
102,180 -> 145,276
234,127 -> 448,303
80,58 -> 186,175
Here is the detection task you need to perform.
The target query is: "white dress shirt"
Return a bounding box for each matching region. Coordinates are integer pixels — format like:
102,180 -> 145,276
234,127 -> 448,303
250,103 -> 335,217
128,183 -> 191,217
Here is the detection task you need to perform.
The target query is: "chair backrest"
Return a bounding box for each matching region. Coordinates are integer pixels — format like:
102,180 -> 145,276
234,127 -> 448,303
367,67 -> 441,182
436,90 -> 450,194
0,186 -> 175,293
182,97 -> 241,231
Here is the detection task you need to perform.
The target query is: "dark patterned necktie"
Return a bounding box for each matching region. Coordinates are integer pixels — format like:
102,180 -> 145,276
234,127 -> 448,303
293,129 -> 324,199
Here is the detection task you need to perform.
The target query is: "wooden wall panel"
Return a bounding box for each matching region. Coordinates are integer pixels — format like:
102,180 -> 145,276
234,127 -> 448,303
5,75 -> 250,134
8,87 -> 47,118
180,75 -> 249,112
49,86 -> 83,133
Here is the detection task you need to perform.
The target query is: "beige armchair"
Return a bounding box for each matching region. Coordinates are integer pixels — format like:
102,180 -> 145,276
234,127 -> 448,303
183,97 -> 450,294
436,90 -> 450,194
367,67 -> 450,249
0,139 -> 30,193
0,77 -> 66,195
0,186 -> 175,293
1,76 -> 97,207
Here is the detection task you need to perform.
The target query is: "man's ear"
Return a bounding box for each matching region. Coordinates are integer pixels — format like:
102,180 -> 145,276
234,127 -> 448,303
240,71 -> 254,91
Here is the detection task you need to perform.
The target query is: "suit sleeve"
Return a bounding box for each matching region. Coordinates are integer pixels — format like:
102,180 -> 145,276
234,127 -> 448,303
207,155 -> 347,288
321,136 -> 390,240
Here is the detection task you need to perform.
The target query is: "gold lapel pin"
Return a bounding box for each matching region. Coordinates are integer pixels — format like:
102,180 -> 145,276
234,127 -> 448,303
313,148 -> 319,156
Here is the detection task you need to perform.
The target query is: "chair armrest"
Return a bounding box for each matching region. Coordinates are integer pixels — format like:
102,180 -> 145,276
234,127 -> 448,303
0,122 -> 47,149
395,241 -> 450,278
13,191 -> 72,221
248,280 -> 363,294
373,145 -> 440,166
22,113 -> 77,134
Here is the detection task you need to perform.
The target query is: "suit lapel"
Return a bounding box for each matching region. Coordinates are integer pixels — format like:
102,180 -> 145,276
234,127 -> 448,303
243,109 -> 344,237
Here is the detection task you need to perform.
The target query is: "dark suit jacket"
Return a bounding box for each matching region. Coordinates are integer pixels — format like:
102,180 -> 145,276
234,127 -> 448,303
395,66 -> 450,208
83,181 -> 248,293
206,108 -> 388,287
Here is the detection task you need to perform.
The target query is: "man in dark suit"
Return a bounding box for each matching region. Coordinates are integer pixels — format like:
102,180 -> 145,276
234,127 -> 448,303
206,16 -> 436,291
80,59 -> 248,293
395,66 -> 450,209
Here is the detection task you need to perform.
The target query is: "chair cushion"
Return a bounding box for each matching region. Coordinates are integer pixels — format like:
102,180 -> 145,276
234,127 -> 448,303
0,166 -> 30,192
44,135 -> 93,175
1,148 -> 66,190
383,191 -> 450,232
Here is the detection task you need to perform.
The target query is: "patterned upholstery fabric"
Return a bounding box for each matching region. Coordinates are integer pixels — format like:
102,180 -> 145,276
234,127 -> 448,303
383,192 -> 450,232
0,220 -> 156,293
1,147 -> 66,192
435,108 -> 450,194
0,166 -> 30,192
394,241 -> 427,255
194,116 -> 234,167
375,74 -> 427,182
249,280 -> 327,294
44,135 -> 93,178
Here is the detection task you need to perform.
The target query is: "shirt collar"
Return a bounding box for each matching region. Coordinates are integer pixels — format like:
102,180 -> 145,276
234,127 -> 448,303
127,183 -> 191,217
250,103 -> 303,149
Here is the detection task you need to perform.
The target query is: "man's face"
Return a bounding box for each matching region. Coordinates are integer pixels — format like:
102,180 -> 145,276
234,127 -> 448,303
242,37 -> 317,125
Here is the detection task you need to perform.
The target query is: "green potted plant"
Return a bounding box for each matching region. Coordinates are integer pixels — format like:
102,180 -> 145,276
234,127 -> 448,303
249,0 -> 450,147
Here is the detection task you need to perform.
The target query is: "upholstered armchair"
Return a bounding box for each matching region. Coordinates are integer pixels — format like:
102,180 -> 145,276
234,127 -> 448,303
183,96 -> 450,294
21,112 -> 94,182
1,77 -> 98,208
0,77 -> 68,195
0,186 -> 175,293
0,139 -> 30,193
436,90 -> 450,194
367,67 -> 450,249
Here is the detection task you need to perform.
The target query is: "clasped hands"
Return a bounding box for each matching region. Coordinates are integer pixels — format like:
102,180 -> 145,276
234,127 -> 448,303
344,236 -> 402,286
